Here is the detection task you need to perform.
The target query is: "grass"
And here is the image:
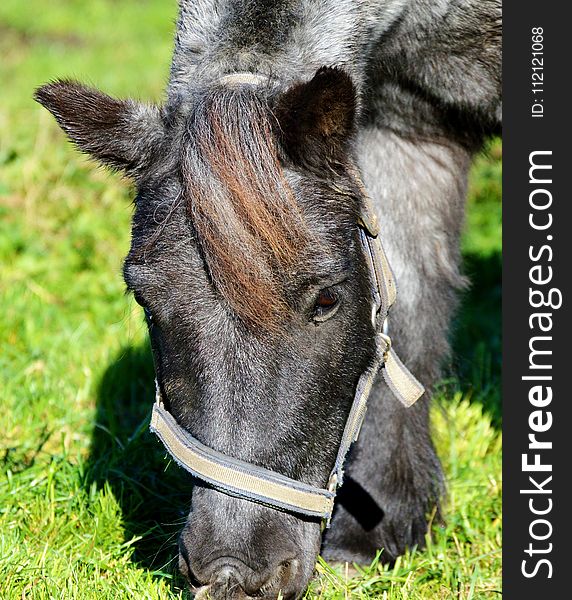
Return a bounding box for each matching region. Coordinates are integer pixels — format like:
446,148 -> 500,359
0,1 -> 501,598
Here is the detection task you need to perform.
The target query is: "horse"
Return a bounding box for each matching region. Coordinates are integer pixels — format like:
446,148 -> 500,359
35,0 -> 501,598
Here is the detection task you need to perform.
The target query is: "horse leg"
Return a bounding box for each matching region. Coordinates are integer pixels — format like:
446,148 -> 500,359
322,127 -> 472,562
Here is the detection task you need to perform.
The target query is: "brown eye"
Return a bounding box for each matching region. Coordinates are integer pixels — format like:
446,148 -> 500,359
313,288 -> 340,322
317,288 -> 337,308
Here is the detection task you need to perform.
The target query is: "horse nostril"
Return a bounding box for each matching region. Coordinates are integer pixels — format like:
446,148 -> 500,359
211,560 -> 296,598
255,559 -> 298,597
181,555 -> 253,593
207,561 -> 258,600
212,565 -> 245,591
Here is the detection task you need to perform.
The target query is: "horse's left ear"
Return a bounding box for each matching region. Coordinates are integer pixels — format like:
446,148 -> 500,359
34,79 -> 164,176
274,67 -> 357,166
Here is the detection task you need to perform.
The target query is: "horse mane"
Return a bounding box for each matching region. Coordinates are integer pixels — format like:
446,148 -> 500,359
182,85 -> 311,331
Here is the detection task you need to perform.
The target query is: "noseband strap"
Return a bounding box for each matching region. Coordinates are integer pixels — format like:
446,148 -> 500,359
151,393 -> 335,518
149,153 -> 424,523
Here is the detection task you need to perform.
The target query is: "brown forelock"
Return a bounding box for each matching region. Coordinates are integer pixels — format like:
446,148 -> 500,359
183,87 -> 313,331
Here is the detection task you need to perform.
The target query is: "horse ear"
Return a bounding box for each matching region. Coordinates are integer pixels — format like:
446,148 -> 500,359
274,67 -> 357,166
34,79 -> 164,176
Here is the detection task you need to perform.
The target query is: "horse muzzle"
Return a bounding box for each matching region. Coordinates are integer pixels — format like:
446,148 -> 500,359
181,556 -> 302,600
178,488 -> 320,599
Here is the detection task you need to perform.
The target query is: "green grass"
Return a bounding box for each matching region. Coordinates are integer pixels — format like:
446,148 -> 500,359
0,1 -> 501,598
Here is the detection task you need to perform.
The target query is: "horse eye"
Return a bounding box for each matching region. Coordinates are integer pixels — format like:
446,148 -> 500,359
312,288 -> 340,323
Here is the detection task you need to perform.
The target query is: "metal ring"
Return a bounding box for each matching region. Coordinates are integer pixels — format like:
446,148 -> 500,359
382,316 -> 389,336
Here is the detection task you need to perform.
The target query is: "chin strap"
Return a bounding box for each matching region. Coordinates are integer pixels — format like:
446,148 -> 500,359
148,96 -> 424,523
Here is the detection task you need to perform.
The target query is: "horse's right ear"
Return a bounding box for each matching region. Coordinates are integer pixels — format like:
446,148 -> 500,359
273,67 -> 357,168
34,79 -> 164,176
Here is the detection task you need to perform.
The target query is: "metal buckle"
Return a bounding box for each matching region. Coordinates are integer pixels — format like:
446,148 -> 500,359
321,474 -> 340,530
379,331 -> 392,363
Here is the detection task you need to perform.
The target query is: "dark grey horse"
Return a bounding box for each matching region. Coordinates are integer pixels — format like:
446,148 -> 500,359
35,0 -> 501,598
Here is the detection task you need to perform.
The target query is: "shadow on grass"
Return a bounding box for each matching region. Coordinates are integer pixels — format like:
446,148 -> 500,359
451,248 -> 502,428
86,343 -> 193,587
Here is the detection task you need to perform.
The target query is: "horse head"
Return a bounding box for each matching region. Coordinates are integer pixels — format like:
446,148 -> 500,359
36,68 -> 392,599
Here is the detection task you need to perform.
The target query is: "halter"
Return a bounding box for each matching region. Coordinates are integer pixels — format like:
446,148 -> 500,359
149,73 -> 424,526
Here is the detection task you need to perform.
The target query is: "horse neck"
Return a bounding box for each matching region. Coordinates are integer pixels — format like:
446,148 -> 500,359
167,0 -> 411,98
366,0 -> 502,134
167,0 -> 500,134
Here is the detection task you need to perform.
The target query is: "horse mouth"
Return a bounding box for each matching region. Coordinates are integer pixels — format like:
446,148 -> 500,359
192,583 -> 286,600
187,559 -> 302,600
193,587 -> 267,600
